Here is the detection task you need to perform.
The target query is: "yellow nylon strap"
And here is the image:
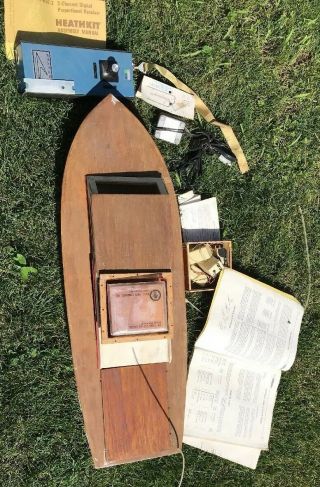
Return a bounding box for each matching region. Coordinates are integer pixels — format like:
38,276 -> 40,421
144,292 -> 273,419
139,62 -> 249,174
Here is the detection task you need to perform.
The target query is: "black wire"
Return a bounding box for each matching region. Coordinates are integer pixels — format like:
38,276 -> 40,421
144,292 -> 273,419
154,124 -> 237,182
165,128 -> 236,182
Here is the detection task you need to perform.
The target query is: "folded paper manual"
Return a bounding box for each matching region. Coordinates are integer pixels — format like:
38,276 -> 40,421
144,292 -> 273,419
4,0 -> 106,60
183,268 -> 304,468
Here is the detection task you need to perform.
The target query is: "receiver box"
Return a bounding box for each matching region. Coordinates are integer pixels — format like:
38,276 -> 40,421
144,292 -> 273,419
15,42 -> 134,98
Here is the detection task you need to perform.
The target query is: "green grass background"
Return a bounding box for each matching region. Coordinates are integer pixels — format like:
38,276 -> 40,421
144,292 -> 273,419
0,0 -> 319,485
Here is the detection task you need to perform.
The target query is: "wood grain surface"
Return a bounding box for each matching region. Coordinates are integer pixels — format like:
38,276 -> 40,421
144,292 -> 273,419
61,95 -> 187,467
90,194 -> 173,272
101,364 -> 171,464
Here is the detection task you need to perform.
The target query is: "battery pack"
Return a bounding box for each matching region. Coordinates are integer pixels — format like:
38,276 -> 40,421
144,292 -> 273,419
15,42 -> 134,98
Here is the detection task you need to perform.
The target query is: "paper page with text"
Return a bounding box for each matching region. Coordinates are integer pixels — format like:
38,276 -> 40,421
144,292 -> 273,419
184,436 -> 261,469
184,349 -> 281,449
196,269 -> 304,371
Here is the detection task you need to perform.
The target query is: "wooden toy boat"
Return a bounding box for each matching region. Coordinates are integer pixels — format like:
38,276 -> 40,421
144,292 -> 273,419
61,95 -> 187,468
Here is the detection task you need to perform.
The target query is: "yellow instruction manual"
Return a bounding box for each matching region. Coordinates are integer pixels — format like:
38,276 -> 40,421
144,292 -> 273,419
4,0 -> 106,60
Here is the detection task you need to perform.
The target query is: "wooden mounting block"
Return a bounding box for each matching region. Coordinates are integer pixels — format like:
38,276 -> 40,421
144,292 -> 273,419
61,95 -> 187,468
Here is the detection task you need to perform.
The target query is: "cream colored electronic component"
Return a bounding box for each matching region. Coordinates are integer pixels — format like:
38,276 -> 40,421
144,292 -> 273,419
188,243 -> 224,286
155,114 -> 186,145
197,256 -> 224,277
189,264 -> 209,286
189,243 -> 213,264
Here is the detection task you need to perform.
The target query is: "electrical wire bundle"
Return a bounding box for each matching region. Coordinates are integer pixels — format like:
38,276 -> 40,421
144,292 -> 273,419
176,128 -> 236,180
156,125 -> 236,182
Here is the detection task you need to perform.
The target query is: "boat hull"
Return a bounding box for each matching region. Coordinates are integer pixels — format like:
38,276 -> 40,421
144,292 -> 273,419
61,95 -> 187,467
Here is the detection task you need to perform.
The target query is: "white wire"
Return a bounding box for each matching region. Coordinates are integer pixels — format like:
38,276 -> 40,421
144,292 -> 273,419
298,206 -> 312,310
177,450 -> 186,487
185,298 -> 204,316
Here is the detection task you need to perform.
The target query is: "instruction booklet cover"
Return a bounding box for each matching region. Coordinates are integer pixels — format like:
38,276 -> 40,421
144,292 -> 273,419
4,0 -> 106,60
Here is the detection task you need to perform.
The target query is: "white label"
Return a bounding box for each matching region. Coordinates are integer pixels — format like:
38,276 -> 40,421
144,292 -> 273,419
23,79 -> 75,95
219,154 -> 233,166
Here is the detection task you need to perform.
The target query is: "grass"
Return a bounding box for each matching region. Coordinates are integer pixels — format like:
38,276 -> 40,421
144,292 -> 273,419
0,0 -> 319,485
